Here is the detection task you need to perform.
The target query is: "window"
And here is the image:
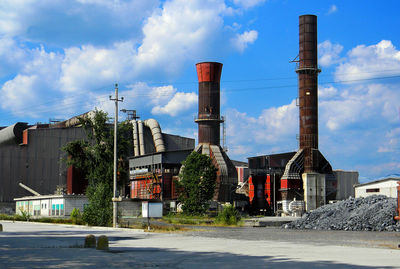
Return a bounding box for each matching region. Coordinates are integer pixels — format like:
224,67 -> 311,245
366,188 -> 380,193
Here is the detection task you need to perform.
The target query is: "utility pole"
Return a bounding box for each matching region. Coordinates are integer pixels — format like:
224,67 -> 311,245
110,83 -> 123,228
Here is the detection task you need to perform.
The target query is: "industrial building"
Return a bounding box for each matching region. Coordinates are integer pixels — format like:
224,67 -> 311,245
1,111 -> 195,215
238,15 -> 352,216
355,177 -> 400,198
127,117 -> 195,214
0,118 -> 88,214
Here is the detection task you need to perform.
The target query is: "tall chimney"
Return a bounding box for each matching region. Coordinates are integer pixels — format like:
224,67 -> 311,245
195,62 -> 223,145
297,15 -> 320,172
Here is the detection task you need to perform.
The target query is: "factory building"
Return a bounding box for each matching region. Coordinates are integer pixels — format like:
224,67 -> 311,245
0,118 -> 88,214
128,117 -> 195,209
355,177 -> 400,198
1,111 -> 194,215
238,15 -> 342,216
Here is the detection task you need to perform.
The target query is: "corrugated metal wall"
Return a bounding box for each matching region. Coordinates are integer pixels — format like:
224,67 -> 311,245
0,127 -> 87,205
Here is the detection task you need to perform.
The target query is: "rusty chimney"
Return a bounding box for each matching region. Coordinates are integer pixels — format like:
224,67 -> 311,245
195,62 -> 223,145
297,15 -> 320,173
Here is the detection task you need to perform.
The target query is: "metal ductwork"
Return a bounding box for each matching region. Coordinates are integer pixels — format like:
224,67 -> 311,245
131,120 -> 140,156
138,120 -> 145,155
0,122 -> 27,145
144,118 -> 165,153
296,14 -> 320,173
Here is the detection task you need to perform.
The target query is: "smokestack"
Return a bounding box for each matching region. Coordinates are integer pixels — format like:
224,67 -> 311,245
297,15 -> 320,172
195,62 -> 223,145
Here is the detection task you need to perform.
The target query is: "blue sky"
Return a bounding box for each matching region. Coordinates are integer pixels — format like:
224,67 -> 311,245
1,0 -> 400,182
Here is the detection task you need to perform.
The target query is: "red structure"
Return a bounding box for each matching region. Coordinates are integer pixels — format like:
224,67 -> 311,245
395,182 -> 400,221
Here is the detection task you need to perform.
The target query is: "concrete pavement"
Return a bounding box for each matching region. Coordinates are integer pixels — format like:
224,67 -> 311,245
0,221 -> 399,268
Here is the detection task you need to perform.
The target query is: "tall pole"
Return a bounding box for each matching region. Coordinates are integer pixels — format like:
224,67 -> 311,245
110,83 -> 123,228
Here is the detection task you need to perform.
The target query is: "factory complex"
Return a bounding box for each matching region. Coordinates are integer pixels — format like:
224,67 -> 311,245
1,15 -> 399,221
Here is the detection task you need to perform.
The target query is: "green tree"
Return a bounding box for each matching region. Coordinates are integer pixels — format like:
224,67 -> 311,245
63,110 -> 132,226
176,151 -> 217,215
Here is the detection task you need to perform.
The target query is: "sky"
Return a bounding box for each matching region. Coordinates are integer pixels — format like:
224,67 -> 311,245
0,0 -> 400,182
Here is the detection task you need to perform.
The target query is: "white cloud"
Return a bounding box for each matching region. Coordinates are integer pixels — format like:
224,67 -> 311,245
152,92 -> 197,116
60,42 -> 136,93
318,85 -> 338,99
335,40 -> 400,82
233,0 -> 266,9
0,0 -> 158,46
224,100 -> 298,160
320,83 -> 400,131
231,30 -> 258,52
378,128 -> 400,153
318,40 -> 343,67
135,0 -> 230,76
327,5 -> 338,15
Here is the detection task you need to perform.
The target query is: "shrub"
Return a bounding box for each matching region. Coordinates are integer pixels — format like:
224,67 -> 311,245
215,204 -> 241,226
96,235 -> 109,250
84,234 -> 96,248
70,208 -> 82,224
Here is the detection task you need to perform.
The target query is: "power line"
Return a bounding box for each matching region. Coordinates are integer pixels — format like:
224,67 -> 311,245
1,72 -> 400,123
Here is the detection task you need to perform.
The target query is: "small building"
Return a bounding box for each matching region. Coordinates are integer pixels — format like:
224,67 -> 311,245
14,194 -> 88,218
355,177 -> 400,198
333,170 -> 359,200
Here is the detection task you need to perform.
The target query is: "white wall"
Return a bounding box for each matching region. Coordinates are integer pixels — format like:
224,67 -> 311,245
355,180 -> 399,198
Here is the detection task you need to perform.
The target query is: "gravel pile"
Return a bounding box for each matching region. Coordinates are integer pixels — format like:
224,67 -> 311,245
284,195 -> 400,231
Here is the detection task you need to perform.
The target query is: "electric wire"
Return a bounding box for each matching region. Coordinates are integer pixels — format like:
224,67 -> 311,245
1,71 -> 400,124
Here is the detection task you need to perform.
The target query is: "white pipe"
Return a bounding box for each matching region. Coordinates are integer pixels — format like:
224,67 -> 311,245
19,183 -> 40,196
131,120 -> 139,156
138,120 -> 145,155
144,118 -> 166,152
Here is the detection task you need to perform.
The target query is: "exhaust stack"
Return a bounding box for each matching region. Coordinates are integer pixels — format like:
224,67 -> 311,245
194,62 -> 237,202
297,14 -> 320,173
195,62 -> 223,145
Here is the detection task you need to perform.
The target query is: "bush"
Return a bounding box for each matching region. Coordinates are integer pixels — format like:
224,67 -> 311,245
96,235 -> 109,250
70,208 -> 82,224
84,234 -> 96,248
215,205 -> 241,226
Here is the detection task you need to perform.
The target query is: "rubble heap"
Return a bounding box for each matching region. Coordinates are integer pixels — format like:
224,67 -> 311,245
284,195 -> 400,231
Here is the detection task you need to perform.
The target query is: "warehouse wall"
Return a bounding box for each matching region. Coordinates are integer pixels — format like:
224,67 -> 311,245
0,127 -> 87,212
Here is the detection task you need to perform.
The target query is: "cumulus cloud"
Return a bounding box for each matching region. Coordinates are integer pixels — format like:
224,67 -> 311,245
232,30 -> 258,52
224,100 -> 298,159
327,5 -> 338,15
378,128 -> 400,153
320,83 -> 400,131
0,0 -> 158,46
233,0 -> 266,9
318,40 -> 344,67
152,92 -> 197,116
335,40 -> 400,82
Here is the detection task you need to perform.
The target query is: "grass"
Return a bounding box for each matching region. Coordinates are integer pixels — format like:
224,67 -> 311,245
162,212 -> 243,227
0,213 -> 85,225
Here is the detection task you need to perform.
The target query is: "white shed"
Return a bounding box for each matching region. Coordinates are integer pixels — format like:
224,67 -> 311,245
355,178 -> 400,198
14,194 -> 88,218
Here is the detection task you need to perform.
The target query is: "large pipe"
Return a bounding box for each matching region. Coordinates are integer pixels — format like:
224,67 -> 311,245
0,122 -> 27,145
131,120 -> 140,156
144,119 -> 165,152
19,183 -> 40,196
195,62 -> 223,145
296,15 -> 320,172
138,120 -> 145,155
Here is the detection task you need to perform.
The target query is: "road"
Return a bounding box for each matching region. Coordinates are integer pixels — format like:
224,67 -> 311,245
0,221 -> 399,268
